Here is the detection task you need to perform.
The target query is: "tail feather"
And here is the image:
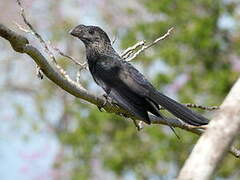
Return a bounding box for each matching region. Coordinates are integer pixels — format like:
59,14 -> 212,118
149,90 -> 209,126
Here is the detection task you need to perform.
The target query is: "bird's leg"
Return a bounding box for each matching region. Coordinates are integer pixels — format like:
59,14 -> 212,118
97,88 -> 111,112
97,94 -> 108,112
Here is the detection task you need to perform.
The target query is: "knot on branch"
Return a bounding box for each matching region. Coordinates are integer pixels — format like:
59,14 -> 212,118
0,24 -> 29,53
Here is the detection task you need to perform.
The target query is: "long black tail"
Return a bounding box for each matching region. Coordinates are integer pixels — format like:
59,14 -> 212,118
149,90 -> 209,126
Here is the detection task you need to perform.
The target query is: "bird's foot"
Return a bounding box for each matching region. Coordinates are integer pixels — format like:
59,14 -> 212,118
97,93 -> 111,112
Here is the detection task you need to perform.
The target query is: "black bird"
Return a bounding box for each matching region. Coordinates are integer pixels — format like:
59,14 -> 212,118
70,24 -> 209,126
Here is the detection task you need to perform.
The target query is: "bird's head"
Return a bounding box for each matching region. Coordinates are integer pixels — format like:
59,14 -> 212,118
69,24 -> 111,46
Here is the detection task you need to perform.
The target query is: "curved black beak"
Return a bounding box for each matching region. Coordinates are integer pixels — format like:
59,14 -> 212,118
69,24 -> 87,37
69,28 -> 77,37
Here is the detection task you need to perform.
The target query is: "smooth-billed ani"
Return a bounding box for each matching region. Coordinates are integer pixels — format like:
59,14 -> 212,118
70,24 -> 209,126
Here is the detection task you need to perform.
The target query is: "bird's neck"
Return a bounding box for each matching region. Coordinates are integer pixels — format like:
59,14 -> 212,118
86,42 -> 118,61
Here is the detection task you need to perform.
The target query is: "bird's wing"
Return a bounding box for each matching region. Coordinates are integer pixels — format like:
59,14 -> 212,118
118,60 -> 154,96
92,56 -> 157,124
109,87 -> 151,124
93,55 -> 208,125
118,59 -> 209,126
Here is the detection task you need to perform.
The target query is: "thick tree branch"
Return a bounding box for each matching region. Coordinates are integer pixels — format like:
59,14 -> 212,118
0,24 -> 239,158
177,78 -> 240,180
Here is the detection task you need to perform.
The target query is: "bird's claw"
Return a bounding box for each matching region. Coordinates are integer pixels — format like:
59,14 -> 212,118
98,106 -> 103,112
98,101 -> 107,112
97,94 -> 110,112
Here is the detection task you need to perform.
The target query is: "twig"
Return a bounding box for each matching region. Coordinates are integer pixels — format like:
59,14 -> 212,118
49,42 -> 87,69
121,27 -> 174,61
16,20 -> 87,71
15,22 -> 31,33
48,42 -> 87,85
185,103 -> 219,111
16,0 -> 85,90
121,40 -> 145,58
159,103 -> 219,111
16,0 -> 57,64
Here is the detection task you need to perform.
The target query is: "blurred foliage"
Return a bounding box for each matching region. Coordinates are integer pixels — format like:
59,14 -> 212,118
1,0 -> 240,179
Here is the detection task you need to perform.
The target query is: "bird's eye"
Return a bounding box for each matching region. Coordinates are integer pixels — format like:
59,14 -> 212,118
88,29 -> 94,35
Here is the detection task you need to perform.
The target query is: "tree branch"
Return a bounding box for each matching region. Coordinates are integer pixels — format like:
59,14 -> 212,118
177,78 -> 240,180
123,27 -> 174,61
50,42 -> 87,69
0,23 -> 239,158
